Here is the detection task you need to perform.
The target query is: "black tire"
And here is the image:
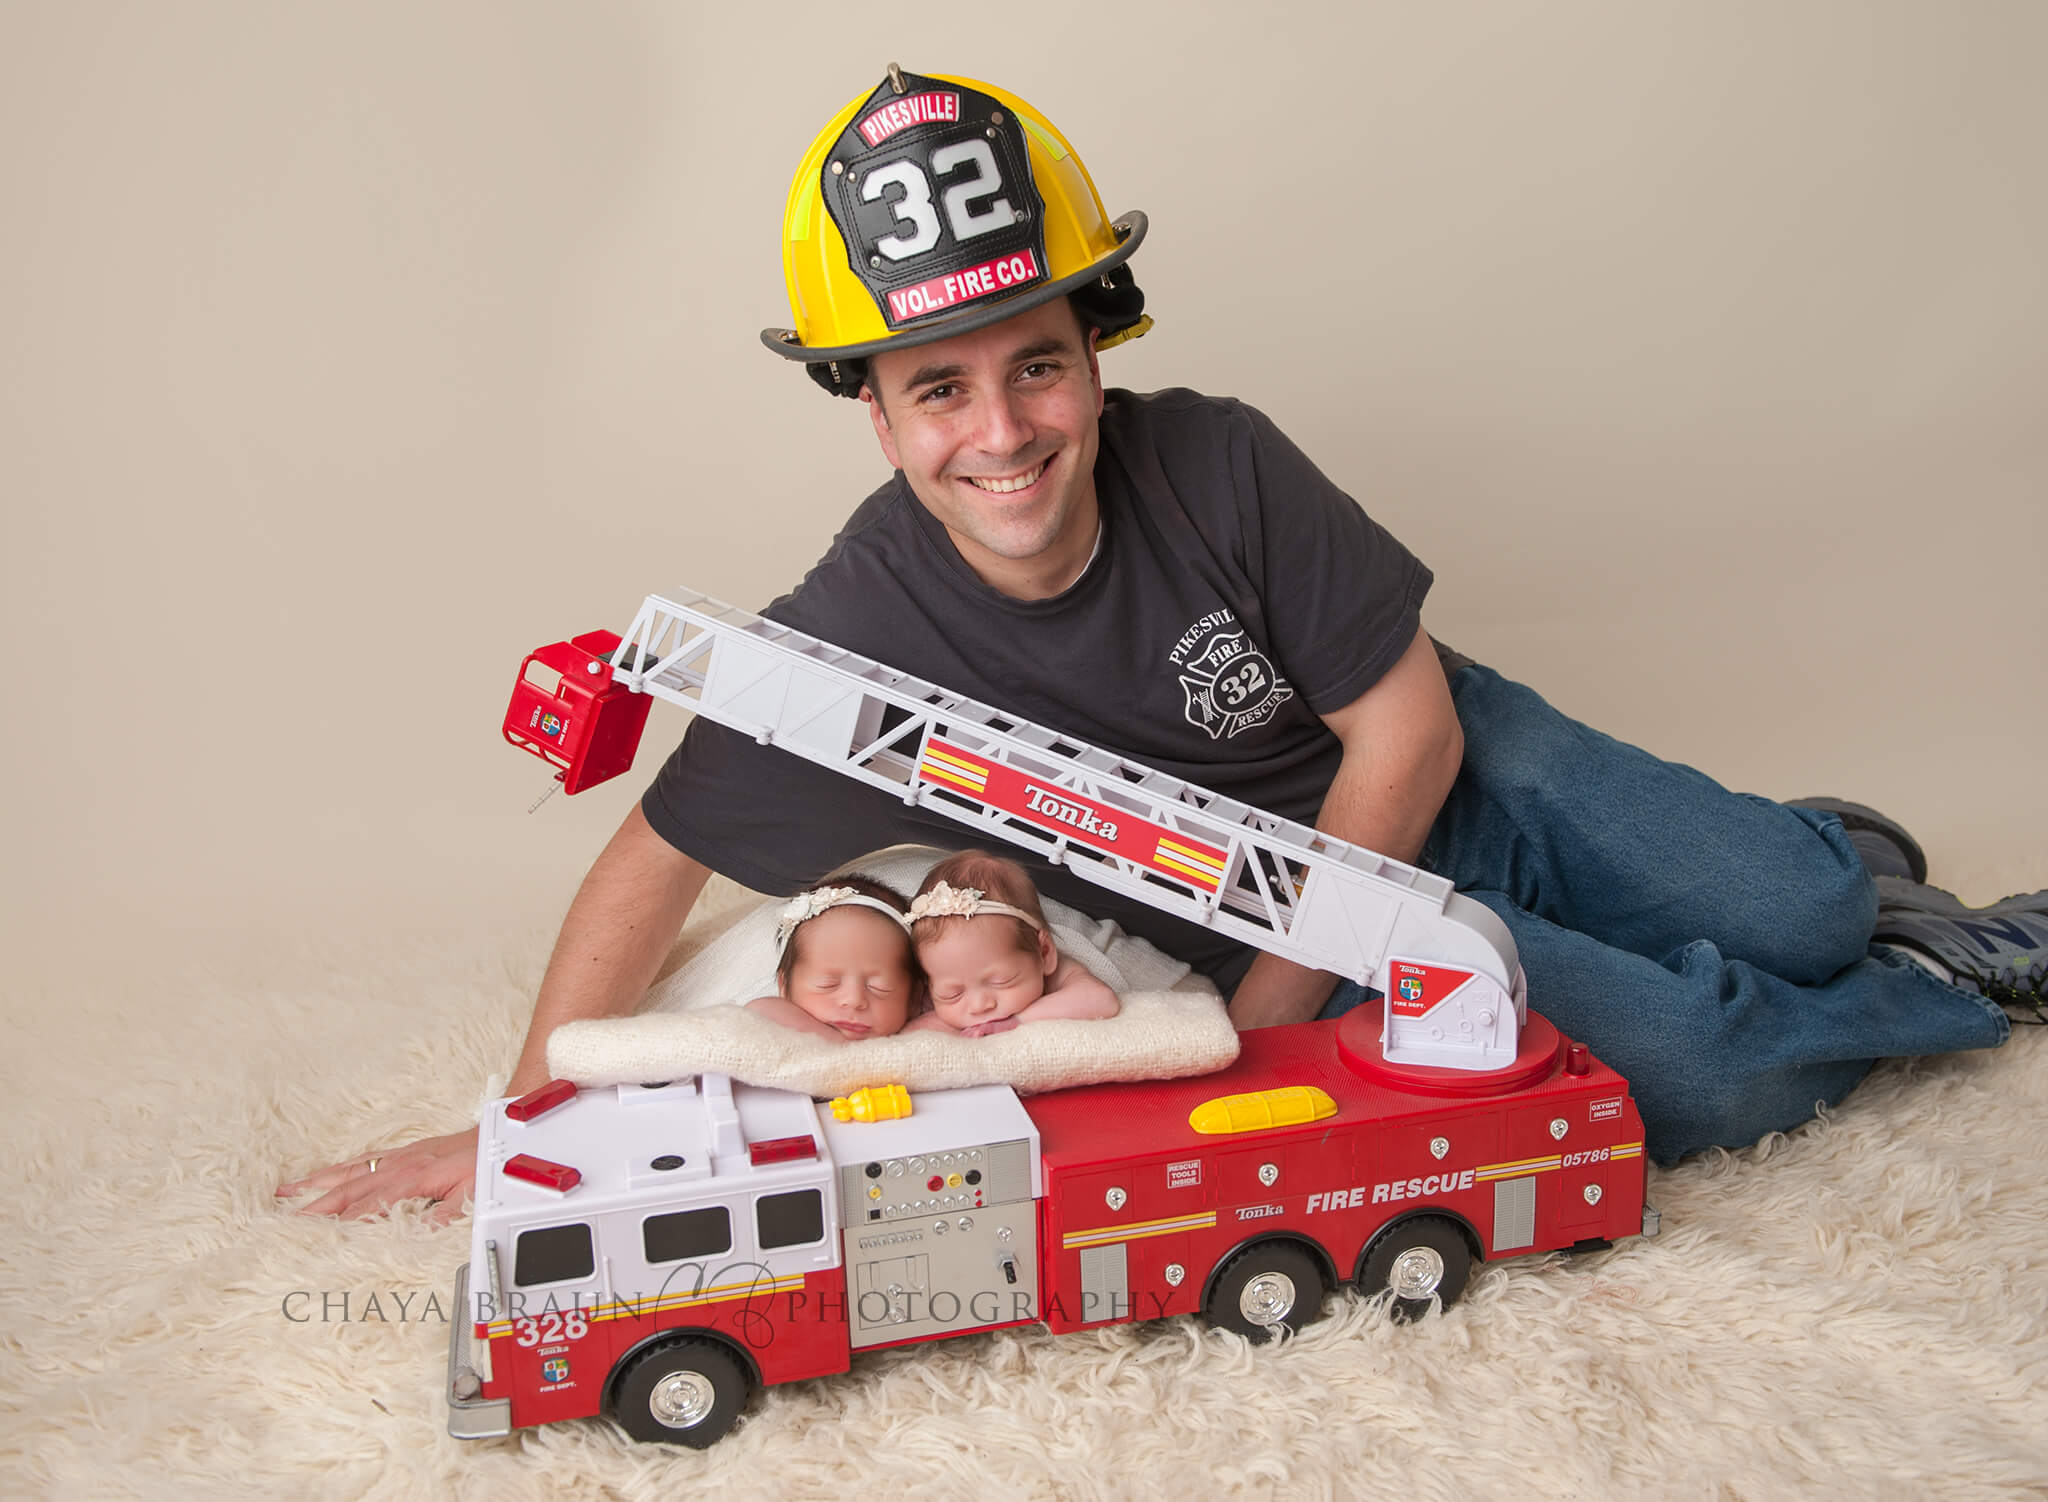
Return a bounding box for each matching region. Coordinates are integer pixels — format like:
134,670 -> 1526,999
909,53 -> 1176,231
1357,1215 -> 1472,1323
610,1339 -> 750,1447
1202,1242 -> 1327,1342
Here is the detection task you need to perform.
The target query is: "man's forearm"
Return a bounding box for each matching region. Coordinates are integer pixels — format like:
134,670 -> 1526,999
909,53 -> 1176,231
1228,633 -> 1465,1029
1227,738 -> 1457,1027
508,803 -> 712,1093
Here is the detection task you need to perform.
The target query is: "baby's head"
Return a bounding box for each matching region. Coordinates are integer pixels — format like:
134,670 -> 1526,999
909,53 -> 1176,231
909,851 -> 1057,1031
775,875 -> 919,1040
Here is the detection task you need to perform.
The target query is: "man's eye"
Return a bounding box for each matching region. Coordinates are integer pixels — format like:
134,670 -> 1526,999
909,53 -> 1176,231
918,383 -> 957,404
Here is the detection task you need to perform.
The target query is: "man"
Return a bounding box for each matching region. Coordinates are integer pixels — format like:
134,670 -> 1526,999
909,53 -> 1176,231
283,67 -> 2043,1221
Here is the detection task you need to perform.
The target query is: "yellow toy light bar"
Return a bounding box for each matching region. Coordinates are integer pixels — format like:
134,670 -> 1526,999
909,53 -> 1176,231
1187,1085 -> 1338,1136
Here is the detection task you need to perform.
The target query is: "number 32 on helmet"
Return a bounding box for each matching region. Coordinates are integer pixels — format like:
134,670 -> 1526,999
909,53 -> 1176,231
761,63 -> 1154,396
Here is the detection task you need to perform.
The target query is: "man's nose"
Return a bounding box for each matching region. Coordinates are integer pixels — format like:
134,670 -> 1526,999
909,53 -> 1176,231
972,389 -> 1031,457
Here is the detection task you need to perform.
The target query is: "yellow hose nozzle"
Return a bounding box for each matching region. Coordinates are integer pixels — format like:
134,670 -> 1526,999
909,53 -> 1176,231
830,1084 -> 913,1123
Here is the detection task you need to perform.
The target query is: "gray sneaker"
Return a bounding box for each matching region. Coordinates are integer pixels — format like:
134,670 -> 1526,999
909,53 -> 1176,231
1790,798 -> 1929,883
1872,877 -> 2048,1022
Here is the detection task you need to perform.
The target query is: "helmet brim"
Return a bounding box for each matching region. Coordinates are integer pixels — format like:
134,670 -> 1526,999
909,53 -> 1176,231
761,211 -> 1147,365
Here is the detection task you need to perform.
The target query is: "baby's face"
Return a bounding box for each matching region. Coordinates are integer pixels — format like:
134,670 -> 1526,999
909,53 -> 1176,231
781,907 -> 916,1039
918,919 -> 1053,1032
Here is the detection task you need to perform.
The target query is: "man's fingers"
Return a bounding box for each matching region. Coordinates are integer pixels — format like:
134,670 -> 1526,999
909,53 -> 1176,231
280,1128 -> 478,1220
276,1159 -> 370,1197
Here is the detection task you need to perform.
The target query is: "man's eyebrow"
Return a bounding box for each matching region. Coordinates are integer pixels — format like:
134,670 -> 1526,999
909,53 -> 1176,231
899,359 -> 966,393
896,337 -> 1079,395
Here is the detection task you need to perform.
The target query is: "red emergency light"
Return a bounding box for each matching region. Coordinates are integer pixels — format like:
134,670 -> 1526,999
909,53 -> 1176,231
502,631 -> 654,795
503,1154 -> 582,1193
506,1079 -> 577,1123
747,1135 -> 819,1167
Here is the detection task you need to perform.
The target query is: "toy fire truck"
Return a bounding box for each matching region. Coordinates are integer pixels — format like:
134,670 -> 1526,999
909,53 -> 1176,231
456,589 -> 1659,1446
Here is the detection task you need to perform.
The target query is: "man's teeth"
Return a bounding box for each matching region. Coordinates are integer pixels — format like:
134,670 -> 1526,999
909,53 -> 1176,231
967,461 -> 1047,494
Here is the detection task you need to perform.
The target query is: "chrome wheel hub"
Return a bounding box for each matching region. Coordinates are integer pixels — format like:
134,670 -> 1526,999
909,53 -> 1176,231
1390,1246 -> 1446,1300
648,1369 -> 716,1428
1239,1271 -> 1298,1326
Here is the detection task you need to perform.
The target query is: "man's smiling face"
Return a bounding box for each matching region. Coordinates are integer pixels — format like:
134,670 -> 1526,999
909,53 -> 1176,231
863,298 -> 1104,601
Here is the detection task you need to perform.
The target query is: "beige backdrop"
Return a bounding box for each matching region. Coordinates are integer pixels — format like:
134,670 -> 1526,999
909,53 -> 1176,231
5,1 -> 2043,992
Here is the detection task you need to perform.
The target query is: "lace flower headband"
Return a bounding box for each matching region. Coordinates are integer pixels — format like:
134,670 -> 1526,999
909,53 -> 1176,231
906,881 -> 1043,930
774,886 -> 913,956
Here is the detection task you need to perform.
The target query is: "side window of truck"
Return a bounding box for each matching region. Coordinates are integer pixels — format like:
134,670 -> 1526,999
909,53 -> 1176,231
513,1222 -> 594,1287
756,1189 -> 825,1250
643,1205 -> 733,1264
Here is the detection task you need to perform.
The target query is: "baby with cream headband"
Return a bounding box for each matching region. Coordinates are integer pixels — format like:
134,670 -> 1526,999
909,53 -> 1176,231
903,850 -> 1121,1037
745,875 -> 921,1042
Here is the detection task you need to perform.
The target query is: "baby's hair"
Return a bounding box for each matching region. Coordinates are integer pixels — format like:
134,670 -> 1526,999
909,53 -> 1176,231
913,850 -> 1046,957
775,874 -> 916,995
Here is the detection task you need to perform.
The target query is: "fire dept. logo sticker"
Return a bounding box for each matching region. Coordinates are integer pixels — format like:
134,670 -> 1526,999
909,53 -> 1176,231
539,713 -> 565,738
1386,960 -> 1476,1018
1169,610 -> 1293,740
542,1357 -> 570,1384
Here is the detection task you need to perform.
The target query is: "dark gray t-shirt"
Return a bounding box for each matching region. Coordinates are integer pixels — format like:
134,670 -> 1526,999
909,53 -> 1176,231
643,387 -> 1436,993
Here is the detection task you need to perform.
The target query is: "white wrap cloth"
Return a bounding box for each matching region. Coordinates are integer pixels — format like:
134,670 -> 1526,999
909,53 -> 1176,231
544,847 -> 1240,1097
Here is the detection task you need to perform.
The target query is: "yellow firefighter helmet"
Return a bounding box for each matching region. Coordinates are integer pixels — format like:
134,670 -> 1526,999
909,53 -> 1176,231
761,64 -> 1153,396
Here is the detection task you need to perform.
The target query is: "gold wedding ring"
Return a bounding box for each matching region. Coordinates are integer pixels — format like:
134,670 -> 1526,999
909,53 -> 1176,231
367,1157 -> 381,1173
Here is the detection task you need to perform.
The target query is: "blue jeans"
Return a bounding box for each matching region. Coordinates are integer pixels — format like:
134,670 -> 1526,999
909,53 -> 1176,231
1320,665 -> 2008,1164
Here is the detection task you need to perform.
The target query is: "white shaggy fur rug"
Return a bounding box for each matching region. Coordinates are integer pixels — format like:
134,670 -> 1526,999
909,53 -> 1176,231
8,876 -> 2048,1501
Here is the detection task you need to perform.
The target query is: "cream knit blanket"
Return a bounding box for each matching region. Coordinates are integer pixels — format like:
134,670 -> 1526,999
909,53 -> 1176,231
545,846 -> 1241,1095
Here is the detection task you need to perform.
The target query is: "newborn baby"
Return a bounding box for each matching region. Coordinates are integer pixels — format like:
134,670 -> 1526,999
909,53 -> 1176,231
745,876 -> 919,1042
904,850 -> 1120,1037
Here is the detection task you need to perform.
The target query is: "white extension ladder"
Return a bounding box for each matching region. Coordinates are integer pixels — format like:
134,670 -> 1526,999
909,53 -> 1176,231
614,588 -> 1526,1069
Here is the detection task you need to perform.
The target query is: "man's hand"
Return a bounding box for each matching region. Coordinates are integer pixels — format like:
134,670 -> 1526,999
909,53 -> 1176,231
277,1128 -> 478,1225
1226,952 -> 1341,1029
279,804 -> 712,1224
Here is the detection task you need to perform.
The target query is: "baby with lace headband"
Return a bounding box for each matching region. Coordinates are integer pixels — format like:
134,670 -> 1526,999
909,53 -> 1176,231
903,850 -> 1121,1037
745,876 -> 921,1042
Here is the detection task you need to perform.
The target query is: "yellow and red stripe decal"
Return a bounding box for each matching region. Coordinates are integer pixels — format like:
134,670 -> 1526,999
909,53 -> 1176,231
917,740 -> 989,795
1062,1211 -> 1218,1250
918,736 -> 1230,894
1473,1141 -> 1645,1182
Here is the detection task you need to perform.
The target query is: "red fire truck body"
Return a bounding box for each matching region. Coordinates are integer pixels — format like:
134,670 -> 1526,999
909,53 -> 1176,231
448,1005 -> 1650,1446
458,600 -> 1656,1445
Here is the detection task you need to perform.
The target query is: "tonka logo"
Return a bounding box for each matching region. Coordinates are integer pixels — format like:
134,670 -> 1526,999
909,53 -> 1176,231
1023,784 -> 1121,842
1236,1204 -> 1285,1221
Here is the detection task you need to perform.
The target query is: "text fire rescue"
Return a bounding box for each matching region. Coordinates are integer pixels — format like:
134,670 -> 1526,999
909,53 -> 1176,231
1307,1171 -> 1479,1213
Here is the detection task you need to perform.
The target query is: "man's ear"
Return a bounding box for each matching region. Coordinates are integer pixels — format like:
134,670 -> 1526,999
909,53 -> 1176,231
1086,327 -> 1104,417
862,385 -> 900,470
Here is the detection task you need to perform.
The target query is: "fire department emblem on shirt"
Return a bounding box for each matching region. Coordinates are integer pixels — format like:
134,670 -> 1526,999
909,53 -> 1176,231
1169,609 -> 1294,740
542,1357 -> 570,1384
